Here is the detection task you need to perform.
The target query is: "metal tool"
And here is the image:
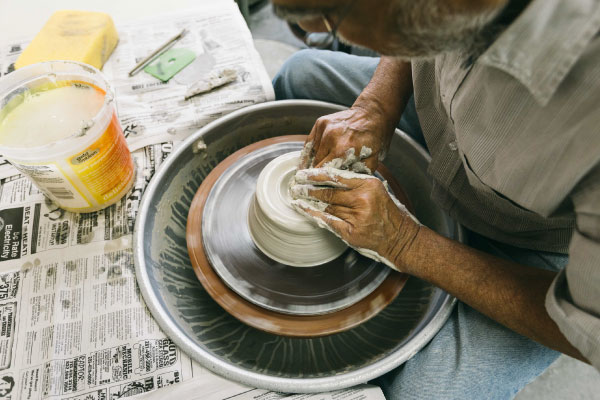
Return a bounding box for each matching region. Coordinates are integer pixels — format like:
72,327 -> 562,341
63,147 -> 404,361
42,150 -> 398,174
128,28 -> 188,77
184,68 -> 237,100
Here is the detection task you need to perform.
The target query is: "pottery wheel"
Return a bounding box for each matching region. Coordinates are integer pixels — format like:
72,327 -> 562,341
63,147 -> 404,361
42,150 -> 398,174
202,141 -> 391,315
187,135 -> 410,336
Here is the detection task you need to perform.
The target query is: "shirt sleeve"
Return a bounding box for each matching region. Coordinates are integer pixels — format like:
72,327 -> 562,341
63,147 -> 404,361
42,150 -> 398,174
546,164 -> 600,370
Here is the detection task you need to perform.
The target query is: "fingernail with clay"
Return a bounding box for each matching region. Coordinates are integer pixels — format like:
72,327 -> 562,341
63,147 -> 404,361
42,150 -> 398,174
290,198 -> 329,213
289,184 -> 309,199
359,146 -> 372,159
300,141 -> 315,168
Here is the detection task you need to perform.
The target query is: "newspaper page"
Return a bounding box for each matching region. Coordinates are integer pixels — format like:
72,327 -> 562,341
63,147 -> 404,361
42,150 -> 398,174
0,0 -> 275,178
0,142 -> 187,400
0,142 -> 173,262
102,0 -> 275,151
135,373 -> 386,400
3,237 -> 195,400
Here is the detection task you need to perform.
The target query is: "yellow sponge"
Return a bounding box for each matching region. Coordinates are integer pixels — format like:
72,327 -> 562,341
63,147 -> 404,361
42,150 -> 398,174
15,10 -> 119,70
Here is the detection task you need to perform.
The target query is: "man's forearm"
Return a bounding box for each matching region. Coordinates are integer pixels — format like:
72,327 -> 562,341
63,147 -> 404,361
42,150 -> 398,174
353,57 -> 413,143
398,226 -> 587,362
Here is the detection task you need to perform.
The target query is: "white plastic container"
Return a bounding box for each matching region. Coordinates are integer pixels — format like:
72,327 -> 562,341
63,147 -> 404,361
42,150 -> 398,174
0,61 -> 134,212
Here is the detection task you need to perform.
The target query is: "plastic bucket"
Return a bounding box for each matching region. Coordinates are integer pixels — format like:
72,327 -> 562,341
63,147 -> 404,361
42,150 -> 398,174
0,61 -> 134,212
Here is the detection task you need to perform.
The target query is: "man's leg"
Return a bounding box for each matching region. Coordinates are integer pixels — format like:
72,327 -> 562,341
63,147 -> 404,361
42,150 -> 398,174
273,49 -> 560,399
273,49 -> 379,107
272,49 -> 425,147
374,233 -> 564,400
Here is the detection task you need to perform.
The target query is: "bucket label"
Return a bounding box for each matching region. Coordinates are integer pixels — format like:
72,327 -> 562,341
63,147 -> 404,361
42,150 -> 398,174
8,162 -> 90,209
71,148 -> 100,165
6,112 -> 134,211
0,73 -> 135,213
68,114 -> 134,204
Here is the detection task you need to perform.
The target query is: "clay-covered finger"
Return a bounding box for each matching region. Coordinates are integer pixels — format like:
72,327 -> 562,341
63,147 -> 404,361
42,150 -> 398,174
294,169 -> 346,187
294,168 -> 377,189
316,146 -> 375,174
362,156 -> 379,174
311,124 -> 346,167
324,204 -> 354,222
358,146 -> 373,160
299,141 -> 314,170
315,153 -> 344,169
290,184 -> 352,206
299,123 -> 320,169
302,117 -> 328,169
312,140 -> 335,169
290,199 -> 347,236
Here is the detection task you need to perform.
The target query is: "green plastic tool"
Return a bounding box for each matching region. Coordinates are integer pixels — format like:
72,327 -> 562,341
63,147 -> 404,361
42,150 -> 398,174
144,48 -> 196,82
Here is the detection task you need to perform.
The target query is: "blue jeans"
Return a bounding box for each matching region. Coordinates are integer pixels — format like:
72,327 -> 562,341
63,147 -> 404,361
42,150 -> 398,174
273,49 -> 565,400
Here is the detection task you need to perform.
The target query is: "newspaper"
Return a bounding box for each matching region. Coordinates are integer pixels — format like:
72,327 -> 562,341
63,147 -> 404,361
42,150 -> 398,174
102,0 -> 275,151
0,142 -> 185,400
1,237 -> 197,400
134,374 -> 385,400
0,0 -> 275,178
0,2 -> 383,400
0,142 -> 172,262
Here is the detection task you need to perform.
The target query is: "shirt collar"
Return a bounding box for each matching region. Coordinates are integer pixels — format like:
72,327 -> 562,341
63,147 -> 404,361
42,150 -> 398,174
479,0 -> 600,106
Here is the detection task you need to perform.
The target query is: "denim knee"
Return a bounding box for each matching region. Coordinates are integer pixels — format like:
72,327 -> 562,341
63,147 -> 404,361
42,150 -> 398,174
272,49 -> 324,100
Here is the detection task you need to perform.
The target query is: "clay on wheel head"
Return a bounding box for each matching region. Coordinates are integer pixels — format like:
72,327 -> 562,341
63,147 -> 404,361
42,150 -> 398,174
248,151 -> 347,267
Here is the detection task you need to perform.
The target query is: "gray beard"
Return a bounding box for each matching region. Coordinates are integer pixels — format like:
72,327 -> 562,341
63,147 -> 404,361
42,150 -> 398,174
378,0 -> 505,59
273,1 -> 505,60
272,4 -> 334,23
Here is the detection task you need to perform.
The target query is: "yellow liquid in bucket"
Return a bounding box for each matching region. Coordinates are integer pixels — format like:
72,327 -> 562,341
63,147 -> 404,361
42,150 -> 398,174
0,84 -> 105,147
0,81 -> 134,212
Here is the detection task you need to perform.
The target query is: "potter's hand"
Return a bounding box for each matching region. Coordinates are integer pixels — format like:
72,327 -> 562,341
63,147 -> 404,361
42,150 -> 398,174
299,105 -> 395,173
290,168 -> 421,272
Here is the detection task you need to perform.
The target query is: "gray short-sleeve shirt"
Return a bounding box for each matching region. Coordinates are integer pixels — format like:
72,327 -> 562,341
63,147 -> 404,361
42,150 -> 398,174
411,0 -> 600,369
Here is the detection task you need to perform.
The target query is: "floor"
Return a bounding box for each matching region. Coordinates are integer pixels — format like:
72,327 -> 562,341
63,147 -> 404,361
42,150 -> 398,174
245,1 -> 600,399
247,0 -> 304,79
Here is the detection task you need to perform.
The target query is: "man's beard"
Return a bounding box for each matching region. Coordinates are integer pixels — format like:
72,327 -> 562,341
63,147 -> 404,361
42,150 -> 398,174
381,0 -> 505,59
273,0 -> 506,60
272,4 -> 336,23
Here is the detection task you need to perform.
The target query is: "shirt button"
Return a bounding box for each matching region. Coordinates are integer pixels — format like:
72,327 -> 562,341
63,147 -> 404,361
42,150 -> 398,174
448,140 -> 458,151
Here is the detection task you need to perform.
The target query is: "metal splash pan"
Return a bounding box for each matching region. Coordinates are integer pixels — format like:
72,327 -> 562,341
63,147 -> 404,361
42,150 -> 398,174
133,100 -> 462,393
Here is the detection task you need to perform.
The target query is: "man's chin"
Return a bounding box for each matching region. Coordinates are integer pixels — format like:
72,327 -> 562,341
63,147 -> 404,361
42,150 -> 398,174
295,19 -> 462,60
338,30 -> 464,60
334,31 -> 417,59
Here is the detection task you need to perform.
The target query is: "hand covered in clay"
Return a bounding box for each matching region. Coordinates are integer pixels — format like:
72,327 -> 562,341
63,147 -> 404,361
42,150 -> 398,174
300,106 -> 396,173
290,168 -> 421,272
